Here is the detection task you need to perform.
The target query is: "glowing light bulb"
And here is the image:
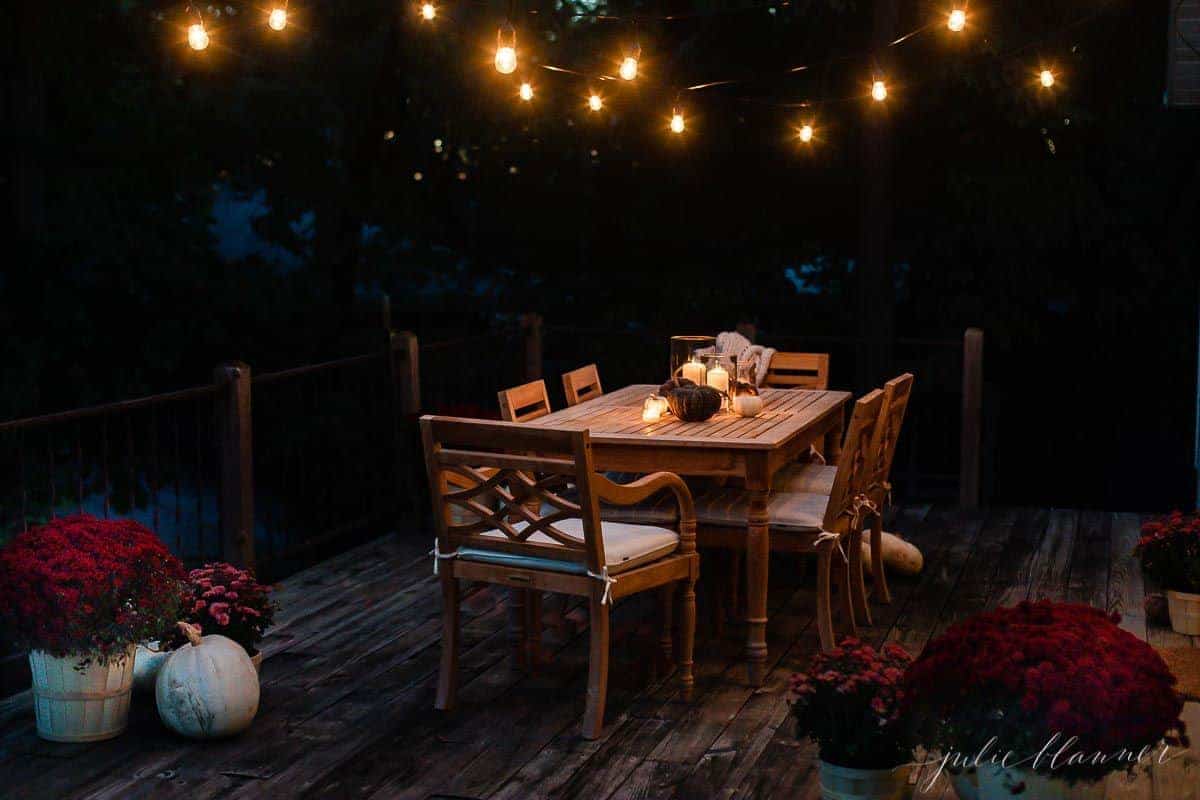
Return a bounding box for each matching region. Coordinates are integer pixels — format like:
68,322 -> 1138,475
188,23 -> 209,51
268,8 -> 287,31
670,110 -> 685,134
948,9 -> 966,32
588,93 -> 603,112
798,124 -> 814,143
1039,69 -> 1055,88
519,82 -> 534,101
619,56 -> 639,81
495,46 -> 517,74
871,80 -> 888,102
421,2 -> 436,20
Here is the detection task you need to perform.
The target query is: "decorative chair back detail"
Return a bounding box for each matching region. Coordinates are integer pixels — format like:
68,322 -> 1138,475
763,352 -> 830,390
562,364 -> 604,407
822,389 -> 885,533
421,416 -> 606,572
868,374 -> 914,495
498,380 -> 552,422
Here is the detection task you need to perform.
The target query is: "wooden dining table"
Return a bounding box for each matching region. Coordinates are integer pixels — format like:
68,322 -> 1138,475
537,383 -> 852,685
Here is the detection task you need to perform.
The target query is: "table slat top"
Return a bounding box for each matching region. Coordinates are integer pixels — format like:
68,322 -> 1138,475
537,384 -> 851,450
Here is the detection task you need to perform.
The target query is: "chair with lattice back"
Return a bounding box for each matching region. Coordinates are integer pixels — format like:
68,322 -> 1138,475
420,416 -> 699,739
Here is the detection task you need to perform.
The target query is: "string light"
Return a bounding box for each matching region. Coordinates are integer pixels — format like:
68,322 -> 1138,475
519,82 -> 534,101
670,108 -> 685,134
588,93 -> 604,112
871,79 -> 888,102
187,22 -> 209,51
948,9 -> 966,32
495,23 -> 517,75
619,43 -> 641,81
798,123 -> 815,143
268,8 -> 288,31
1039,68 -> 1055,88
421,2 -> 436,21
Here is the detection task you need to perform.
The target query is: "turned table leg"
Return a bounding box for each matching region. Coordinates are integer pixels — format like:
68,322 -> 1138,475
745,488 -> 770,686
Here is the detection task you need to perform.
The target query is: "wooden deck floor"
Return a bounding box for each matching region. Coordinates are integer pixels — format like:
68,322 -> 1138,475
1,506 -> 1198,799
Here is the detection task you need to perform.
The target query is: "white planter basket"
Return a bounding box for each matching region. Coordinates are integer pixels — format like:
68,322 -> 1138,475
1166,590 -> 1200,635
977,765 -> 1101,800
818,761 -> 910,800
29,646 -> 135,742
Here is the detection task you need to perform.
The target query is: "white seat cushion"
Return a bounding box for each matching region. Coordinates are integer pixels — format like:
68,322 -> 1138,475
773,463 -> 836,495
463,518 -> 679,574
695,489 -> 829,532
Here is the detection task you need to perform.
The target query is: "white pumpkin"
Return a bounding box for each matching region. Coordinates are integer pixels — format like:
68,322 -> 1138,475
156,622 -> 260,738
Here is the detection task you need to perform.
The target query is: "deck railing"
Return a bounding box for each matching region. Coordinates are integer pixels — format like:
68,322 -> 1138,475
0,313 -> 982,696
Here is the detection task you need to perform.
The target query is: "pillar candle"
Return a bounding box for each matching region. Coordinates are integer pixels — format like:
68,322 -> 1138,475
706,364 -> 730,395
681,359 -> 706,385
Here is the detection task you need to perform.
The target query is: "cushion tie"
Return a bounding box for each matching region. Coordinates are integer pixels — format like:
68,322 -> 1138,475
430,538 -> 460,575
814,531 -> 848,563
586,566 -> 618,605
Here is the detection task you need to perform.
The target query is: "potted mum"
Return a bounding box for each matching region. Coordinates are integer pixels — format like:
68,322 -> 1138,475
904,601 -> 1186,800
170,562 -> 276,670
1135,511 -> 1200,634
790,637 -> 914,800
0,515 -> 185,742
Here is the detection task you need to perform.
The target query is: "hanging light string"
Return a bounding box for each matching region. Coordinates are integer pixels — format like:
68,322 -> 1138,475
523,0 -> 1110,115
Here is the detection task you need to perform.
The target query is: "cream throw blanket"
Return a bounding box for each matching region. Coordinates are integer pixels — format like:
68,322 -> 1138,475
696,331 -> 777,386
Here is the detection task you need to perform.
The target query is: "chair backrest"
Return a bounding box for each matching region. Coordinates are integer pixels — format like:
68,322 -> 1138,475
822,389 -> 885,532
498,379 -> 552,422
420,416 -> 606,571
867,373 -> 914,493
562,364 -> 604,407
763,352 -> 830,390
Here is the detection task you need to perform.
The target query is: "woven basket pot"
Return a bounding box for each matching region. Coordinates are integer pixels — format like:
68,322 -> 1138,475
818,761 -> 909,800
1167,590 -> 1200,635
29,645 -> 135,742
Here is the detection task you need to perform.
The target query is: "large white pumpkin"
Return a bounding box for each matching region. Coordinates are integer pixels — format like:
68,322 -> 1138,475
156,622 -> 259,738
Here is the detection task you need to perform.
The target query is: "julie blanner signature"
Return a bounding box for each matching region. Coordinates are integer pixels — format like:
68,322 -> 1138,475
914,733 -> 1189,792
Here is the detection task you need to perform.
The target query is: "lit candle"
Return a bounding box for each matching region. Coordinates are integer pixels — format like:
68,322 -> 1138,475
706,363 -> 730,395
733,394 -> 764,418
681,358 -> 707,385
642,396 -> 663,423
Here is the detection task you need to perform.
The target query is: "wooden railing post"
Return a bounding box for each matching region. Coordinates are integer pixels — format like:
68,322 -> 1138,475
385,327 -> 421,524
215,362 -> 255,570
389,331 -> 421,416
521,313 -> 543,382
959,328 -> 984,508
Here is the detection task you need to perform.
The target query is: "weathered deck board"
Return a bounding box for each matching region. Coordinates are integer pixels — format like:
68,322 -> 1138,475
1,508 -> 1197,799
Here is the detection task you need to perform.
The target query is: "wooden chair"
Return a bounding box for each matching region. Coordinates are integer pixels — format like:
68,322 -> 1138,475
762,352 -> 830,390
774,374 -> 914,616
562,364 -> 604,407
498,380 -> 552,422
693,390 -> 884,651
420,416 -> 699,739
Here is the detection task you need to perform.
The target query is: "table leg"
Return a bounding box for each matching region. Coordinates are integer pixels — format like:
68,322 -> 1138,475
745,488 -> 770,686
824,413 -> 845,466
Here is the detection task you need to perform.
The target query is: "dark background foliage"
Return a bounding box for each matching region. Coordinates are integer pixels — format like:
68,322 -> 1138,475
3,0 -> 1198,509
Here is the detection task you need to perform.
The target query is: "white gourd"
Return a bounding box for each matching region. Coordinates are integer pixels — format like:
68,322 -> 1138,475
156,622 -> 260,738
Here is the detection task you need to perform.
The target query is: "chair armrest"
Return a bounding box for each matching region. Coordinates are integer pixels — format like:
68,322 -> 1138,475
591,472 -> 696,529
